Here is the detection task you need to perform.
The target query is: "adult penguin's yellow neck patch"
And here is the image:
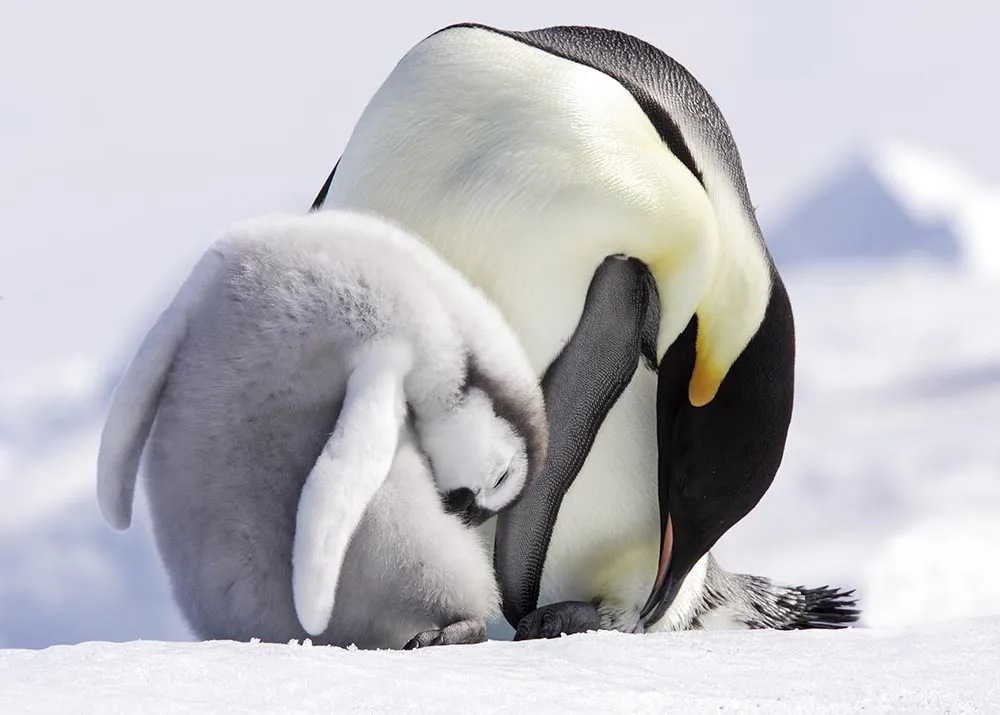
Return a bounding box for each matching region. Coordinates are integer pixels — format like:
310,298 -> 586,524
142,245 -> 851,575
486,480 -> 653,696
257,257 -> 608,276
688,351 -> 726,407
684,204 -> 773,408
642,227 -> 771,411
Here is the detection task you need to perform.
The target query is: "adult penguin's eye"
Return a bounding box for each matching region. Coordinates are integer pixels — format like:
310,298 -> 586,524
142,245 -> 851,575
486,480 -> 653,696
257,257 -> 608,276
493,467 -> 510,490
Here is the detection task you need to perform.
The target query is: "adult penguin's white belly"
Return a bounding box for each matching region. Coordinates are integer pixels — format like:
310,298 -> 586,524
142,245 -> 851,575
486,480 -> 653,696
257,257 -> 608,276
322,26 -> 763,628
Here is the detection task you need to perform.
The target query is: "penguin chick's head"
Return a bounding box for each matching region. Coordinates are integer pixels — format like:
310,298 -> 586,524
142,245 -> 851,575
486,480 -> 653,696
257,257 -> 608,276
420,386 -> 535,526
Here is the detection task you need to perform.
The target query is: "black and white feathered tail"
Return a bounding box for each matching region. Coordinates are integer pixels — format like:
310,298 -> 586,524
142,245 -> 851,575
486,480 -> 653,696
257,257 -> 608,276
693,554 -> 860,630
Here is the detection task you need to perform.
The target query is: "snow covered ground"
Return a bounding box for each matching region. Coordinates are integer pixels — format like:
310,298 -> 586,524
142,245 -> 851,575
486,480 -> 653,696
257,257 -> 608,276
3,618 -> 998,713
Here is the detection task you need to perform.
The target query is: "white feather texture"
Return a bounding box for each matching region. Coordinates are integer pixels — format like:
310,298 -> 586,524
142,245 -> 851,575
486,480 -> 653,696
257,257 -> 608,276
328,28 -> 717,373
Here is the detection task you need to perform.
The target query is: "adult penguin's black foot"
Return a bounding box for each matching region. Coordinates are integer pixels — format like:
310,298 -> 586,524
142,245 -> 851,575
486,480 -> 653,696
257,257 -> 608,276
513,601 -> 602,640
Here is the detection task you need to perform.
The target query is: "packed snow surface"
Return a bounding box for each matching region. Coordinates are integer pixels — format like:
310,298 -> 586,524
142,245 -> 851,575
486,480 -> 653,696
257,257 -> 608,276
2,619 -> 998,714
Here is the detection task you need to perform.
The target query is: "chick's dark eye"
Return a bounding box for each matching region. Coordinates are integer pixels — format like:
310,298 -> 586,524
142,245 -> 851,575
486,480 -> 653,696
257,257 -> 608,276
493,468 -> 510,490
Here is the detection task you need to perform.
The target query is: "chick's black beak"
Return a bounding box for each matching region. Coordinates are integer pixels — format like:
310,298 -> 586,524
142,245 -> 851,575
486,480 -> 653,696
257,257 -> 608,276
442,488 -> 493,527
443,487 -> 475,515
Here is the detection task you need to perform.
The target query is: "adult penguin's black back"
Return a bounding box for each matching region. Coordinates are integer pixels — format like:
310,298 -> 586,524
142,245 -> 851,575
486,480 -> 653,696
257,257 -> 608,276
312,23 -> 860,635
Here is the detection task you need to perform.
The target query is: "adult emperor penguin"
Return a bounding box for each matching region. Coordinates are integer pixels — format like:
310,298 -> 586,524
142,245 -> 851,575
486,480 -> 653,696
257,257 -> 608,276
310,23 -> 859,636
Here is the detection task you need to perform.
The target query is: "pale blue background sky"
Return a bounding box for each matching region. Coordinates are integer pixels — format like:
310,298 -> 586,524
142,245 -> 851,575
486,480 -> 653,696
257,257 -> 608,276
2,0 -> 997,387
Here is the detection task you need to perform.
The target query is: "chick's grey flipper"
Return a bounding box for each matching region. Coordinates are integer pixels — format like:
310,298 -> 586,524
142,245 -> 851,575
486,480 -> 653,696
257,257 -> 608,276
494,254 -> 659,630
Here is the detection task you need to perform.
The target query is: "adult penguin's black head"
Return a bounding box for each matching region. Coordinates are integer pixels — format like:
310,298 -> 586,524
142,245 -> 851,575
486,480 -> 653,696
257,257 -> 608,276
639,261 -> 798,629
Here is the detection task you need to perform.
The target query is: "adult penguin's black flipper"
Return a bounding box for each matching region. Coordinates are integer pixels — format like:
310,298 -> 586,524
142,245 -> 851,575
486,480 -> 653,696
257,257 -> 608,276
310,158 -> 340,212
494,254 -> 659,629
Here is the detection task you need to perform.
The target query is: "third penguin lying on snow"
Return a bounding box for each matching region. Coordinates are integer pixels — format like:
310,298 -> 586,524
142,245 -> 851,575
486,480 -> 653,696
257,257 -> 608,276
95,209 -> 549,649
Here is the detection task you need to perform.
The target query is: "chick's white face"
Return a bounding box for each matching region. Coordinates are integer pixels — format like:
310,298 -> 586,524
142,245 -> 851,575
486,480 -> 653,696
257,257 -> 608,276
418,387 -> 529,522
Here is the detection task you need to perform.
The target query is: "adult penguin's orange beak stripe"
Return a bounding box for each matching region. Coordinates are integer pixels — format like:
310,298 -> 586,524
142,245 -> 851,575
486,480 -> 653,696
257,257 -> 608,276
640,514 -> 689,628
654,516 -> 674,595
640,516 -> 683,627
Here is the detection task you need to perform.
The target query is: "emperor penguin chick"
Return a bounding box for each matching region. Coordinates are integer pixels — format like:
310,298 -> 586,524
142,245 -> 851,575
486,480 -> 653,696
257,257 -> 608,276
95,209 -> 548,649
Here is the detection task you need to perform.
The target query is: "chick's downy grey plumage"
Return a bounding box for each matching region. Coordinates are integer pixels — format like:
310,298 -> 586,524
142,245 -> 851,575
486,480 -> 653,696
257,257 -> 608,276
147,418 -> 501,649
96,210 -> 547,649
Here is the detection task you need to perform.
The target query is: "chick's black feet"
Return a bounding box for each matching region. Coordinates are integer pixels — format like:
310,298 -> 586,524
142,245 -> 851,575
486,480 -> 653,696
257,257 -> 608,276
403,617 -> 487,650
